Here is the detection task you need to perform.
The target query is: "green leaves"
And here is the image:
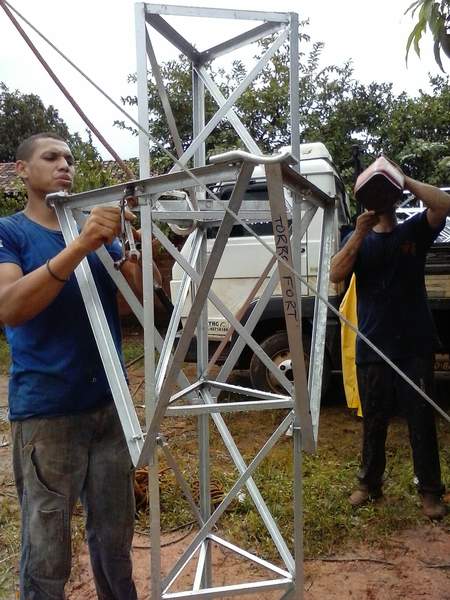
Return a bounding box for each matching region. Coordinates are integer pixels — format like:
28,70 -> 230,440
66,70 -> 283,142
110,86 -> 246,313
0,83 -> 70,162
405,0 -> 450,72
117,35 -> 450,197
0,83 -> 100,164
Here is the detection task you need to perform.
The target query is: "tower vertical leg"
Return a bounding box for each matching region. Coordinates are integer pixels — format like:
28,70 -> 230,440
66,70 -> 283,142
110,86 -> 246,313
192,61 -> 212,591
141,201 -> 162,598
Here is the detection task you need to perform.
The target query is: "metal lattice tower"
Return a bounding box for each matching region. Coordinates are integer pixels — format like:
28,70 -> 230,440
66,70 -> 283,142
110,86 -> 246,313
47,5 -> 340,599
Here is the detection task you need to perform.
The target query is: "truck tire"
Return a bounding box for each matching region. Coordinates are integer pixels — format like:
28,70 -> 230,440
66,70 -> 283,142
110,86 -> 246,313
249,330 -> 331,397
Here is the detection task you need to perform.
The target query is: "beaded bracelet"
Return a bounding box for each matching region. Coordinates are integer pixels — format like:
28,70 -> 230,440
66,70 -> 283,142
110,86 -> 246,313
46,258 -> 69,283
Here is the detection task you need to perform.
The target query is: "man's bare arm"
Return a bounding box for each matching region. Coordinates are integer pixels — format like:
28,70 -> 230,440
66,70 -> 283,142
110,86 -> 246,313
330,211 -> 379,284
0,206 -> 126,327
404,177 -> 450,229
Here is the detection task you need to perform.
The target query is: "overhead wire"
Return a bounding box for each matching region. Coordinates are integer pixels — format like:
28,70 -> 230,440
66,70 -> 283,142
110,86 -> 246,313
3,0 -> 450,425
0,0 -> 135,180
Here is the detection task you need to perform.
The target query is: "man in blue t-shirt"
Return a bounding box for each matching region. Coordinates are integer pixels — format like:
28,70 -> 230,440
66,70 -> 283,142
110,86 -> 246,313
330,166 -> 450,520
0,132 -> 149,599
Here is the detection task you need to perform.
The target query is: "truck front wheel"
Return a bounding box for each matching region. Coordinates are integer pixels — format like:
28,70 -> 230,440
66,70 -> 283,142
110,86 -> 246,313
249,330 -> 331,397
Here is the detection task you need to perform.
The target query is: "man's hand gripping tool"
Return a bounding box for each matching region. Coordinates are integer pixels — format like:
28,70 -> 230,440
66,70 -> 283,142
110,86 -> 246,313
114,184 -> 140,270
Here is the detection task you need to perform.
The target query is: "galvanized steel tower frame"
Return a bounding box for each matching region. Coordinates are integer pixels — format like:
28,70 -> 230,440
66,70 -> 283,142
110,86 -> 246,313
49,5 -> 338,599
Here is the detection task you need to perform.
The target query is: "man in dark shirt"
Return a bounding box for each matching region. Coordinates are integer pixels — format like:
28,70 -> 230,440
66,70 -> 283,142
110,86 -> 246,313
330,169 -> 450,519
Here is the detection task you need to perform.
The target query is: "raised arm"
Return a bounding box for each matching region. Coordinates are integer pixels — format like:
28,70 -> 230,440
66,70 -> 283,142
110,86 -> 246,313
330,211 -> 379,284
404,177 -> 450,229
0,206 -> 127,327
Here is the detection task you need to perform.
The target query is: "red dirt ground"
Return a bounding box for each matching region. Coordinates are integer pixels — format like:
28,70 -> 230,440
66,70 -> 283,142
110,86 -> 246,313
66,523 -> 450,599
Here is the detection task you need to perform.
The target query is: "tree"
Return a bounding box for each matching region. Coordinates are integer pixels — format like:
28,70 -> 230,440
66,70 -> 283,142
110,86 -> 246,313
374,76 -> 450,184
117,32 -> 450,193
0,88 -> 134,215
0,83 -> 69,162
405,0 -> 450,72
0,83 -> 97,163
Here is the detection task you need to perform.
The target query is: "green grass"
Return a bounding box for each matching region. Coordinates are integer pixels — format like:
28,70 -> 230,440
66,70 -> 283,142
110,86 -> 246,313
0,334 -> 10,376
0,493 -> 20,598
122,336 -> 144,366
149,405 -> 450,561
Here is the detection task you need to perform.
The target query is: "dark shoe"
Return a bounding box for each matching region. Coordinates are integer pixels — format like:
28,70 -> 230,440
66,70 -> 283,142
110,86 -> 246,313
421,494 -> 446,520
349,486 -> 382,507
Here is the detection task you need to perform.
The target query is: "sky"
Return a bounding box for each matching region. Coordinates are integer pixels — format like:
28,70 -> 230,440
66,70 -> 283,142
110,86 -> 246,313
1,0 -> 449,161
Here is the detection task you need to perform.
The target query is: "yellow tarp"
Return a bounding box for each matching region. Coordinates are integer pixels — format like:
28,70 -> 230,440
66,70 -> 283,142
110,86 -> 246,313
339,274 -> 362,416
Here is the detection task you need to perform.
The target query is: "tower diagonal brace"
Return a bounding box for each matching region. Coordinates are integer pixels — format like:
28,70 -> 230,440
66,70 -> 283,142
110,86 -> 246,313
52,199 -> 144,466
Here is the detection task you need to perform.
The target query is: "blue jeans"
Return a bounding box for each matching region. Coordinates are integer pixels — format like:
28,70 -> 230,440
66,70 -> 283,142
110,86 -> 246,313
11,403 -> 137,600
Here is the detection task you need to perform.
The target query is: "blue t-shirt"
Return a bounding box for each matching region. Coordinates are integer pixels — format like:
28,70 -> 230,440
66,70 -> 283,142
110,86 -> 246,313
0,212 -> 123,420
350,211 -> 443,364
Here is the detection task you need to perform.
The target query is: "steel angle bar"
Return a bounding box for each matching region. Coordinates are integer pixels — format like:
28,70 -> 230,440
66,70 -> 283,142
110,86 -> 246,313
146,30 -> 183,158
193,69 -> 206,171
201,388 -> 294,574
166,399 -> 294,416
153,210 -> 273,223
292,422 -> 303,600
290,186 -> 305,599
152,199 -> 284,216
193,543 -> 209,592
215,207 -> 318,385
198,22 -> 285,63
280,164 -> 331,209
138,163 -> 254,466
140,200 -> 163,597
279,587 -> 295,600
53,202 -> 144,466
162,412 -> 293,592
135,3 -> 150,178
289,12 -> 300,174
208,534 -> 291,579
169,381 -> 204,405
152,224 -> 293,395
141,202 -> 157,420
144,4 -> 291,23
164,579 -> 291,599
192,63 -> 212,579
58,163 -> 242,212
195,66 -> 261,154
266,163 -> 314,453
170,29 -> 289,171
146,14 -> 200,62
159,437 -> 204,527
309,204 -> 335,441
149,456 -> 162,595
204,380 -> 290,401
156,229 -> 203,394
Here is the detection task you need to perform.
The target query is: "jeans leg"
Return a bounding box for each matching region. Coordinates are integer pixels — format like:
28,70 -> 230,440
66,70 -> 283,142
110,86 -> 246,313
12,415 -> 90,600
356,363 -> 392,493
81,404 -> 137,600
396,356 -> 444,497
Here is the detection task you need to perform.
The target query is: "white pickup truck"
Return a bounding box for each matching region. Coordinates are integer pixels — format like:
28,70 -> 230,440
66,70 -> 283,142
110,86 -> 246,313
170,143 -> 350,395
